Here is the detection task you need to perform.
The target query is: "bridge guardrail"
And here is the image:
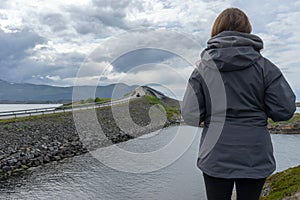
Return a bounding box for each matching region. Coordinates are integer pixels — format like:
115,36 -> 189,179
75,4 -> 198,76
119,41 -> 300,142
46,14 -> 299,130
0,97 -> 135,120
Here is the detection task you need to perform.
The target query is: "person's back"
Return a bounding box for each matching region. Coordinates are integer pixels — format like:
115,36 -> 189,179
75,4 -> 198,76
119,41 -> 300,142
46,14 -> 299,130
203,31 -> 295,126
181,8 -> 296,200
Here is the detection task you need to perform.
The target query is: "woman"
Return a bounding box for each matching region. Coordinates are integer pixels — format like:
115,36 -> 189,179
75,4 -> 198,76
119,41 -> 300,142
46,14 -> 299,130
181,8 -> 296,200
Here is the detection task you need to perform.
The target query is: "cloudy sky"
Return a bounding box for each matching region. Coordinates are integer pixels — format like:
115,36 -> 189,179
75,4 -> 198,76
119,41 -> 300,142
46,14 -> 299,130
0,0 -> 299,100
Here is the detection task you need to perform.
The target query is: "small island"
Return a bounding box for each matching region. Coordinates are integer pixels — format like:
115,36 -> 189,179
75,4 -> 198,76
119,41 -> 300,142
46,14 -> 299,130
268,113 -> 300,134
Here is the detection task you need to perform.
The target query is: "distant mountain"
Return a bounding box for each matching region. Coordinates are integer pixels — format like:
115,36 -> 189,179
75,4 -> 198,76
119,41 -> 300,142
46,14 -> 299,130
0,79 -> 137,103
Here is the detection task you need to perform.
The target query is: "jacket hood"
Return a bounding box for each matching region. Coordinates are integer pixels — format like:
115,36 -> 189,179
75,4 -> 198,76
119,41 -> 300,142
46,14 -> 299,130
200,31 -> 263,72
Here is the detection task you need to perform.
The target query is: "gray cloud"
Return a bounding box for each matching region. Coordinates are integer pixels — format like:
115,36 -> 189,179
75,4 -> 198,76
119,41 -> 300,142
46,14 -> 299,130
0,29 -> 46,80
0,0 -> 299,100
0,29 -> 45,61
5,51 -> 85,85
111,48 -> 184,72
39,13 -> 68,32
67,0 -> 132,36
91,0 -> 129,29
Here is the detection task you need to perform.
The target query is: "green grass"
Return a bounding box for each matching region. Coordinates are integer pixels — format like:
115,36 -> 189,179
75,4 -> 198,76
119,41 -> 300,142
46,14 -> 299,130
268,113 -> 300,125
165,106 -> 180,120
17,127 -> 23,132
145,95 -> 162,105
95,97 -> 111,104
3,124 -> 10,130
145,95 -> 180,121
60,97 -> 111,109
0,112 -> 69,124
23,124 -> 29,129
261,165 -> 300,200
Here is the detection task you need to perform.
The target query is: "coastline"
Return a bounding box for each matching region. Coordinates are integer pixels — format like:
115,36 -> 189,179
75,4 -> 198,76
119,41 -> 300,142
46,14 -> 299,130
268,112 -> 300,134
0,101 -> 298,180
0,96 -> 180,178
268,123 -> 300,134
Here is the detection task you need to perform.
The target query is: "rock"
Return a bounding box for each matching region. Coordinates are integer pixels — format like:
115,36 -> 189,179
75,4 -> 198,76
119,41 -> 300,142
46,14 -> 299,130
15,161 -> 21,168
2,165 -> 11,172
281,124 -> 294,130
21,158 -> 27,165
33,160 -> 40,166
0,154 -> 5,160
26,153 -> 34,159
41,136 -> 48,140
21,165 -> 28,170
268,121 -> 300,134
53,156 -> 61,161
7,147 -> 14,154
34,151 -> 41,157
7,158 -> 17,166
71,141 -> 78,146
52,150 -> 59,156
43,155 -> 50,163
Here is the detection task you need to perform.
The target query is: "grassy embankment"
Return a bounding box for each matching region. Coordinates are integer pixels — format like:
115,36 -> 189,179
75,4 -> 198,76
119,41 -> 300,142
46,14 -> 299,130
267,113 -> 300,134
0,111 -> 68,124
268,103 -> 299,126
47,95 -> 181,123
0,95 -> 180,124
145,95 -> 180,122
263,105 -> 300,199
0,98 -> 113,125
262,165 -> 300,200
268,113 -> 300,125
61,97 -> 111,109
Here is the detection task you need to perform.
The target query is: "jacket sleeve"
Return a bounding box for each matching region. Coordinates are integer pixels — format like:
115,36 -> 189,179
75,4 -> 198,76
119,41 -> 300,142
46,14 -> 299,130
263,59 -> 296,122
181,68 -> 206,126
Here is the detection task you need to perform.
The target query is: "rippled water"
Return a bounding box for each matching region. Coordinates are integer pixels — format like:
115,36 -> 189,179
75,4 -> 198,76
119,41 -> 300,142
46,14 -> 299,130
1,126 -> 300,200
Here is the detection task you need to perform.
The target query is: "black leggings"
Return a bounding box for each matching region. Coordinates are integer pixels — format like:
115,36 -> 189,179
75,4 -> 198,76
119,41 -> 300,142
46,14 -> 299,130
203,173 -> 266,200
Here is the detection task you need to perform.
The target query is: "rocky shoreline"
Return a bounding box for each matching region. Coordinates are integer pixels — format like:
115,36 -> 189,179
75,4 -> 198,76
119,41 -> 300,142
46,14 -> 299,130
0,98 -> 297,178
268,123 -> 300,134
268,113 -> 300,134
0,96 -> 181,178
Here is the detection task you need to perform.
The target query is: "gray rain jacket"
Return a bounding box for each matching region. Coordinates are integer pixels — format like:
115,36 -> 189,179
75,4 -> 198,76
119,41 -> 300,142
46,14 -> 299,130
182,31 -> 296,178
